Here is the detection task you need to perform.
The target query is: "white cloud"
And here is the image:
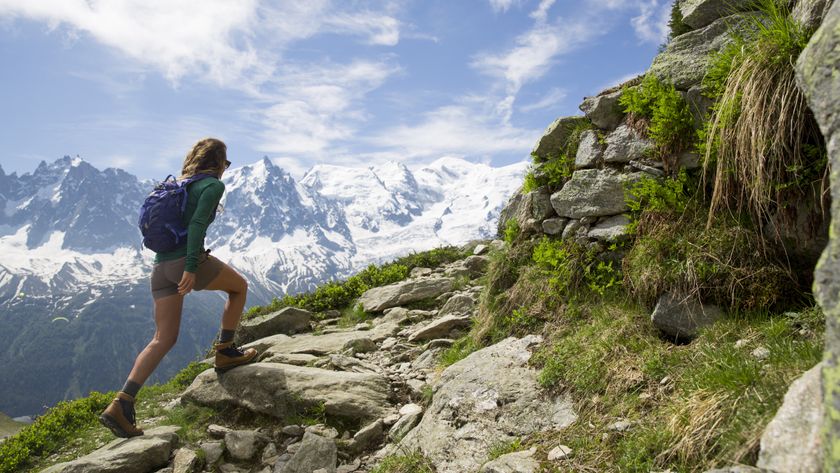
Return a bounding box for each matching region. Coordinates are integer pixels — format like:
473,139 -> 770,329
368,101 -> 539,160
519,87 -> 567,113
488,0 -> 520,13
529,0 -> 557,22
631,0 -> 670,44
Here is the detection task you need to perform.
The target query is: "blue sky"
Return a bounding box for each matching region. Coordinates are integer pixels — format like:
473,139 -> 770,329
0,0 -> 670,179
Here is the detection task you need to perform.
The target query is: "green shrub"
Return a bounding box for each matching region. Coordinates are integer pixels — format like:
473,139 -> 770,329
244,246 -> 467,319
531,236 -> 622,301
527,119 -> 592,191
625,170 -> 693,227
0,391 -> 112,473
619,74 -> 694,169
503,219 -> 520,245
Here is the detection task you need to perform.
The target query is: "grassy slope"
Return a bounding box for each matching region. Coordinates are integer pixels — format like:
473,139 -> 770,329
0,412 -> 25,440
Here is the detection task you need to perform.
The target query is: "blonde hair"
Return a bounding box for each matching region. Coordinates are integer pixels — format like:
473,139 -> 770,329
180,138 -> 227,179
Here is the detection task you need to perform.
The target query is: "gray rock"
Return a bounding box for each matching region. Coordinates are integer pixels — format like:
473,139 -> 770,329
445,256 -> 490,279
182,363 -> 391,423
550,169 -> 644,218
542,217 -> 569,236
410,267 -> 432,278
389,407 -> 424,442
650,14 -> 757,89
532,116 -> 589,160
798,2 -> 840,465
757,363 -> 823,473
277,432 -> 337,473
358,277 -> 455,312
793,0 -> 833,29
651,293 -> 724,339
603,124 -> 654,164
587,214 -> 632,241
225,429 -> 269,461
497,190 -> 527,237
208,424 -> 232,438
561,219 -> 585,239
684,85 -> 714,128
439,294 -> 476,316
412,348 -> 444,370
328,354 -> 379,374
529,186 -> 555,220
236,307 -> 312,345
580,91 -> 624,130
200,441 -> 224,466
399,336 -> 576,473
547,445 -> 573,461
473,244 -> 490,255
172,448 -> 202,473
574,130 -> 603,169
262,442 -> 278,464
343,337 -> 377,354
628,160 -> 665,177
677,151 -> 701,170
306,424 -> 339,440
479,448 -> 539,473
680,0 -> 755,29
408,314 -> 473,342
352,419 -> 384,452
282,425 -> 305,437
751,346 -> 771,361
41,426 -> 179,473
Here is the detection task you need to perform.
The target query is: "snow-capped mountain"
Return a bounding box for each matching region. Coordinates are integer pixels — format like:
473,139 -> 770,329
0,154 -> 526,416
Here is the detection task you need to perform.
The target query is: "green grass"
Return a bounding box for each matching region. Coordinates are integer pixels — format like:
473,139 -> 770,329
530,301 -> 823,472
487,437 -> 523,461
244,246 -> 469,319
371,450 -> 435,473
438,335 -> 479,368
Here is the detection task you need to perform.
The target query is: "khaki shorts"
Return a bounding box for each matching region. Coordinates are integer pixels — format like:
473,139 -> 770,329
150,253 -> 225,300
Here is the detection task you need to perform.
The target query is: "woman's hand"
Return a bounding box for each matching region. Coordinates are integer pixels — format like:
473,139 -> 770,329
178,271 -> 196,295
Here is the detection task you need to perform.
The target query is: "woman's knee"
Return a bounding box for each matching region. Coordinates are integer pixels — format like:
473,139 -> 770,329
150,334 -> 178,351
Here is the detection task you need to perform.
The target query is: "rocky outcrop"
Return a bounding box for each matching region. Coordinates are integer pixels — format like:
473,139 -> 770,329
650,13 -> 756,89
550,169 -> 643,219
758,362 -> 823,472
651,292 -> 724,340
397,336 -> 577,473
41,426 -> 180,473
797,2 -> 840,470
358,277 -> 455,312
181,363 -> 392,423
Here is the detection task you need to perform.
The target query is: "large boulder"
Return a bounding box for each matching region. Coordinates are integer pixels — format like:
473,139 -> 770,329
181,363 -> 392,423
651,292 -> 724,340
680,0 -> 755,29
358,277 -> 455,312
650,13 -> 756,90
399,336 -> 577,473
757,362 -> 823,473
41,426 -> 180,473
587,214 -> 631,241
797,3 -> 840,467
532,116 -> 589,161
603,124 -> 655,164
408,314 -> 473,342
234,307 -> 312,345
550,169 -> 643,218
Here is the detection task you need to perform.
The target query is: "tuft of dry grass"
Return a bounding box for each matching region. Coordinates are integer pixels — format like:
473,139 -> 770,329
703,0 -> 827,242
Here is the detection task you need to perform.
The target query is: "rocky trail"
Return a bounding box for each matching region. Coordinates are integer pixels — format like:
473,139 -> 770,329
41,242 -> 577,473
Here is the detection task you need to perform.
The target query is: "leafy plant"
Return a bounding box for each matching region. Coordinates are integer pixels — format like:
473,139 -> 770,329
620,74 -> 694,171
503,219 -> 520,245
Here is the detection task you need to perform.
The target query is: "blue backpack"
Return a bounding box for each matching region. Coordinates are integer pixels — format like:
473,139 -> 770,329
137,174 -> 213,253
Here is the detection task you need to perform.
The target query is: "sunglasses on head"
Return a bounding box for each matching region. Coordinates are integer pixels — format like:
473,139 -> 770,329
224,159 -> 231,169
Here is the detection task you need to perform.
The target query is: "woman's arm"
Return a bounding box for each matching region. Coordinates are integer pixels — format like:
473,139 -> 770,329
184,179 -> 225,273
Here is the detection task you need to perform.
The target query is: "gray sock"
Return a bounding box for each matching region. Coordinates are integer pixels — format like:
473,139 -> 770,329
219,329 -> 236,343
121,379 -> 142,398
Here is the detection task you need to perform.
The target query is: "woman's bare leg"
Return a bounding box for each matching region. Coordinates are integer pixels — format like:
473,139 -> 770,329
203,263 -> 248,331
126,293 -> 184,385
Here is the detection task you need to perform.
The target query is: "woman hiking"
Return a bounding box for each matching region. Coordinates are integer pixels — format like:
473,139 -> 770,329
99,137 -> 258,438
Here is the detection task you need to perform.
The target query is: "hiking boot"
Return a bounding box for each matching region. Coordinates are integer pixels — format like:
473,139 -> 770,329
99,392 -> 144,438
214,340 -> 258,373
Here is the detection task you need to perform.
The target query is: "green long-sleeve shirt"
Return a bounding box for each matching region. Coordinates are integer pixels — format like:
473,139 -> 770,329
154,176 -> 224,272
